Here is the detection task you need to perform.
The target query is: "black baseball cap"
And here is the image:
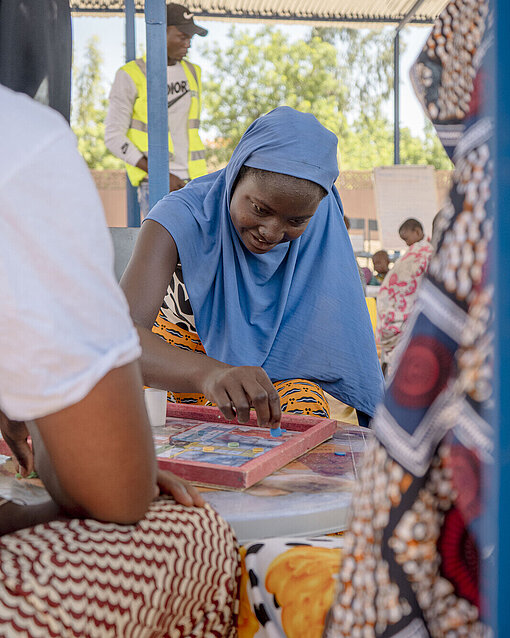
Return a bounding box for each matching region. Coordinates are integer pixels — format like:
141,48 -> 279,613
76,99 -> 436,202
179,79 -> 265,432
166,3 -> 208,37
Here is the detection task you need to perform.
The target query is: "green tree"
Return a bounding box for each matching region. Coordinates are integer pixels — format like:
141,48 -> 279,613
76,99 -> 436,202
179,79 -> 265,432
338,119 -> 452,170
338,116 -> 393,169
312,27 -> 395,123
420,119 -> 453,169
72,36 -> 123,170
201,26 -> 350,165
201,26 -> 451,172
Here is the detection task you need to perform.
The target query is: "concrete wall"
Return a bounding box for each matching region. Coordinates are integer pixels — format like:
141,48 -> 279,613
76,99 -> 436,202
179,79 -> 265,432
91,169 -> 127,227
336,169 -> 453,251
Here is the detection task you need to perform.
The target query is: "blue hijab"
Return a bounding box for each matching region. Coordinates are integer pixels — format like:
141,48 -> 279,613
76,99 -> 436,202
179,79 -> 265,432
147,107 -> 383,416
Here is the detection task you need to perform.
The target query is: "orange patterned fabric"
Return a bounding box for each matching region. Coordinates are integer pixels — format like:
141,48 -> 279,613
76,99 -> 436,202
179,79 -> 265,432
152,314 -> 330,417
265,545 -> 342,637
238,537 -> 343,638
272,379 -> 330,418
152,311 -> 208,405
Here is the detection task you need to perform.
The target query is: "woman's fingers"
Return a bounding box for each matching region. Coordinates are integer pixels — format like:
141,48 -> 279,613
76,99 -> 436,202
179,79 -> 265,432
226,384 -> 251,424
240,378 -> 271,426
156,469 -> 206,507
6,437 -> 34,475
203,365 -> 282,427
243,370 -> 281,427
0,417 -> 34,475
255,371 -> 282,427
213,388 -> 237,421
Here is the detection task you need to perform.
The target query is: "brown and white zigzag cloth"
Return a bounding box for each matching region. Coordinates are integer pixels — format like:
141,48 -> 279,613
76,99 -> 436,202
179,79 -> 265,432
0,497 -> 240,637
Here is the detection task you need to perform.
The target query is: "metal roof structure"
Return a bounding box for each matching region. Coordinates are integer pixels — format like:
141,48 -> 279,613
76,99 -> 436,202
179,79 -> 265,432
70,0 -> 448,27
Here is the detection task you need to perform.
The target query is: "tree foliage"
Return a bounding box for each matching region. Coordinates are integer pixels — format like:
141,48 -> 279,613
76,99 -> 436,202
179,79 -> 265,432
72,36 -> 123,170
312,27 -> 395,122
200,26 -> 350,166
70,28 -> 452,172
200,26 -> 452,170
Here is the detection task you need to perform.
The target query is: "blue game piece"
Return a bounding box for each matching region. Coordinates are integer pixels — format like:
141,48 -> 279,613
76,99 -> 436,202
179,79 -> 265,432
270,427 -> 282,437
334,451 -> 347,456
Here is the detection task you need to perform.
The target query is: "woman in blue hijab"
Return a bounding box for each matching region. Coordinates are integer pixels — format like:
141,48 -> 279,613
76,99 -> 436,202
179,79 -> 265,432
121,107 -> 383,427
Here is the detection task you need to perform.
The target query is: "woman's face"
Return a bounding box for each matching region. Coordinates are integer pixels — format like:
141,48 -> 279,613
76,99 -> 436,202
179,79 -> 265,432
230,173 -> 320,254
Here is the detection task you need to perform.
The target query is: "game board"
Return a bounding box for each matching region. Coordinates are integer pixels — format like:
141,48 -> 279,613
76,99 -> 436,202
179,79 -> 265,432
0,404 -> 338,490
153,404 -> 337,489
0,423 -> 369,540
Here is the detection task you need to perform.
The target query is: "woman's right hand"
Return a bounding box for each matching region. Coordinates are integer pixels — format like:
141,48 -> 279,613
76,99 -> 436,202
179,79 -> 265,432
119,223 -> 282,428
201,365 -> 281,427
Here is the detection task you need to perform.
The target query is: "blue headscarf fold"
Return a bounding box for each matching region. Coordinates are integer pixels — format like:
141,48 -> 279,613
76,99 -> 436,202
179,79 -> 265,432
147,106 -> 383,416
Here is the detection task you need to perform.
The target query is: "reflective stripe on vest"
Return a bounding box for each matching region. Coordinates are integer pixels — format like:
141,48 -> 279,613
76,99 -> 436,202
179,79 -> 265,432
122,57 -> 207,187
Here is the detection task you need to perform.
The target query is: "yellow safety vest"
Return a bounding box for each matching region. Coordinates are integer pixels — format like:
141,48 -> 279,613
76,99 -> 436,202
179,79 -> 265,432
121,57 -> 207,187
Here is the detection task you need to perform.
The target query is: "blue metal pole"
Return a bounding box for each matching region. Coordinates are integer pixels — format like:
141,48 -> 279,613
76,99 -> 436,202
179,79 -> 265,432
145,0 -> 169,210
488,0 -> 510,632
124,0 -> 140,227
125,0 -> 136,60
392,0 -> 428,166
393,31 -> 400,165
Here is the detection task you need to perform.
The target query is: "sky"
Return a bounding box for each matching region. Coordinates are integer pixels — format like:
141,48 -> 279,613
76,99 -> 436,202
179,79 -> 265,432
71,15 -> 431,137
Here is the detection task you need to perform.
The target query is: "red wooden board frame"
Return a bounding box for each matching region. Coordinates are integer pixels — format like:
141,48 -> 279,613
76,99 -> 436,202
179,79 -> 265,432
0,405 -> 337,490
156,403 -> 337,489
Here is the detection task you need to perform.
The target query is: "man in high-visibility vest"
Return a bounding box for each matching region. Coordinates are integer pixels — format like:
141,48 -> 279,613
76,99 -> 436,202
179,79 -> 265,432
105,3 -> 208,217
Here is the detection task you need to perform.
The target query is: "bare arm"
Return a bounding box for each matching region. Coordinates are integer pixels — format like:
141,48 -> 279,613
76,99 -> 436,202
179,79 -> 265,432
0,501 -> 65,537
121,220 -> 225,393
121,220 -> 281,426
134,157 -> 186,192
0,361 -> 204,534
29,361 -> 157,524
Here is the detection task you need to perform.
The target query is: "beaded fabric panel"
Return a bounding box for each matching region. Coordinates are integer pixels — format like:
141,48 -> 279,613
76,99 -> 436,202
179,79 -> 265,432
324,2 -> 492,636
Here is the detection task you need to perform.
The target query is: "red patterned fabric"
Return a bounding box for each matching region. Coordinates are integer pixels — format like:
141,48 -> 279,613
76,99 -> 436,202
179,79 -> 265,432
0,497 -> 240,637
391,335 -> 454,408
377,239 -> 433,367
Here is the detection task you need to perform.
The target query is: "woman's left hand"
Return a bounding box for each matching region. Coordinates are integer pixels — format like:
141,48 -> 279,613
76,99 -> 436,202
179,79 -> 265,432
0,414 -> 34,477
155,469 -> 206,507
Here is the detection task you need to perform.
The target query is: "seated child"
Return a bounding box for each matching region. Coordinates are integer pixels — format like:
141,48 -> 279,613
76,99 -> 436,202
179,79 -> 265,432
361,266 -> 373,286
369,249 -> 390,285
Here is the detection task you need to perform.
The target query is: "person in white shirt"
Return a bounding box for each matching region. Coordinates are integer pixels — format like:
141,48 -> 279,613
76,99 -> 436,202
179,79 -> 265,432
105,3 -> 208,218
0,84 -> 239,637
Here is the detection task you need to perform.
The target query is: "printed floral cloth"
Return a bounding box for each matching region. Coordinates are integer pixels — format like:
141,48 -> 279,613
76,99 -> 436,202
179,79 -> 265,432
377,238 -> 434,367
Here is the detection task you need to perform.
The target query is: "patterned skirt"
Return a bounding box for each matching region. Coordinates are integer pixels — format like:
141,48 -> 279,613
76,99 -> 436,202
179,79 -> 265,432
152,313 -> 331,419
0,497 -> 240,637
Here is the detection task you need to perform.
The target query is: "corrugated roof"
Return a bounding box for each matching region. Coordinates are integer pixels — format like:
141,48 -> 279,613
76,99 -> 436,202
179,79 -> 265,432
70,0 -> 448,27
